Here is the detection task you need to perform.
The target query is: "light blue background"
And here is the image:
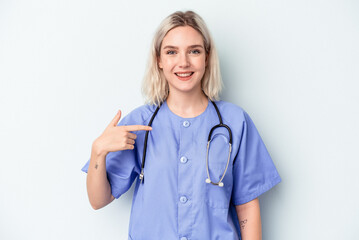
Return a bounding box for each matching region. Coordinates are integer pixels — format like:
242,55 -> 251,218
0,0 -> 358,239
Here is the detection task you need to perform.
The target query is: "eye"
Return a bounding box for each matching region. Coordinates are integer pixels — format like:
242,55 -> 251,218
166,50 -> 176,55
190,49 -> 201,54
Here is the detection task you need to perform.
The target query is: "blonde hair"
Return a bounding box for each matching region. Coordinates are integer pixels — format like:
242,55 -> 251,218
142,11 -> 223,106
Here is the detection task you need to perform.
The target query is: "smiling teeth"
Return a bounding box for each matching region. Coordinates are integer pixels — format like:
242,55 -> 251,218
176,72 -> 193,77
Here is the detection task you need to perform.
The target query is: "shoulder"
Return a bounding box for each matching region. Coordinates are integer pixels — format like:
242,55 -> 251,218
119,104 -> 157,126
214,100 -> 249,123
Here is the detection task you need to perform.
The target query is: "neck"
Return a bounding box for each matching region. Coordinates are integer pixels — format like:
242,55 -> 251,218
166,90 -> 208,118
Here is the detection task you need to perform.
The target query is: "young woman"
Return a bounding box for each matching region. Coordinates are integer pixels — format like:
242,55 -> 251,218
82,10 -> 281,240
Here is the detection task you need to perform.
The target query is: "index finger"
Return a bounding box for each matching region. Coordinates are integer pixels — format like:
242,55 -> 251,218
108,110 -> 122,127
122,125 -> 152,132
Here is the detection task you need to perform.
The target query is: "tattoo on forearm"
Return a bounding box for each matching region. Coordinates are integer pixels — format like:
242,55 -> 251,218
240,219 -> 247,229
95,162 -> 99,169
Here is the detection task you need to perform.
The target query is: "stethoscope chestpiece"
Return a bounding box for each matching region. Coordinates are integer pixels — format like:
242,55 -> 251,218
139,170 -> 144,183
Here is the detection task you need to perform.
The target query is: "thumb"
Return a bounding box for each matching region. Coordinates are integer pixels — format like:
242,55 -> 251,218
109,109 -> 122,127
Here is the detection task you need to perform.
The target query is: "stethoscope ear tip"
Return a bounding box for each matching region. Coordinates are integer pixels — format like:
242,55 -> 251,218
205,178 -> 224,187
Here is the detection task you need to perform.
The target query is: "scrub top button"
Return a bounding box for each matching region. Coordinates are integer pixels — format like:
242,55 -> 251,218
180,237 -> 188,240
179,196 -> 188,203
183,121 -> 190,127
180,156 -> 188,164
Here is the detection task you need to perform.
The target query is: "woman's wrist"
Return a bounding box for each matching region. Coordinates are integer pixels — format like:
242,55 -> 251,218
92,138 -> 108,157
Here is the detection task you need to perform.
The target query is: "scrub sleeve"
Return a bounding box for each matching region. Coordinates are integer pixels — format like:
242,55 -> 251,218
81,114 -> 141,199
231,110 -> 281,205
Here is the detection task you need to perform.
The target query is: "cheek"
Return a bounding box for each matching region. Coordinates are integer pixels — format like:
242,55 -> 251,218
196,58 -> 207,71
194,54 -> 206,65
161,59 -> 175,72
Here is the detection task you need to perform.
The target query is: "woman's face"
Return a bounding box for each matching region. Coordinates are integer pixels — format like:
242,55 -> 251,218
158,26 -> 207,96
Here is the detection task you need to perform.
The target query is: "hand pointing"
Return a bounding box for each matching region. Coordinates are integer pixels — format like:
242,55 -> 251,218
92,110 -> 152,156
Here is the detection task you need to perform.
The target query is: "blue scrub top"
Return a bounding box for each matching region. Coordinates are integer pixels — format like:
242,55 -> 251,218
81,100 -> 281,240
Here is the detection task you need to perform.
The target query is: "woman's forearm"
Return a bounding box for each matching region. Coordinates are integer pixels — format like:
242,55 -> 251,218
86,140 -> 115,210
235,198 -> 262,240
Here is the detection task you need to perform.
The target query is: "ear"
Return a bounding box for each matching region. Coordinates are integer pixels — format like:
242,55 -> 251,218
205,52 -> 209,67
157,56 -> 163,69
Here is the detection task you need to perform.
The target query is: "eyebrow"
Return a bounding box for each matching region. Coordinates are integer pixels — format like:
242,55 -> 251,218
163,45 -> 204,49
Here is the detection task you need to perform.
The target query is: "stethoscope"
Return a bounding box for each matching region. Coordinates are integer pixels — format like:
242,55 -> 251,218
139,100 -> 233,187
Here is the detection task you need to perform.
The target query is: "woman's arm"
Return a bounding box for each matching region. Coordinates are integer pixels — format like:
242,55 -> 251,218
235,198 -> 262,240
85,110 -> 152,210
86,142 -> 115,210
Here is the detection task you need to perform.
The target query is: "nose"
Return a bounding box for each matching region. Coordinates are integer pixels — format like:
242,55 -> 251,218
178,52 -> 190,68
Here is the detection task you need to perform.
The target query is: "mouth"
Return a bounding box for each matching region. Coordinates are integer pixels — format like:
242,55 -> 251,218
175,72 -> 194,81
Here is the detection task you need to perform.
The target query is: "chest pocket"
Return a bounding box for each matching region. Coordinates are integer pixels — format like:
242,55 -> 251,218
205,132 -> 233,209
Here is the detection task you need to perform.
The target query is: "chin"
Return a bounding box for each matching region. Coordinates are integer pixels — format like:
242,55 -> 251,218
167,76 -> 203,94
172,84 -> 202,94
